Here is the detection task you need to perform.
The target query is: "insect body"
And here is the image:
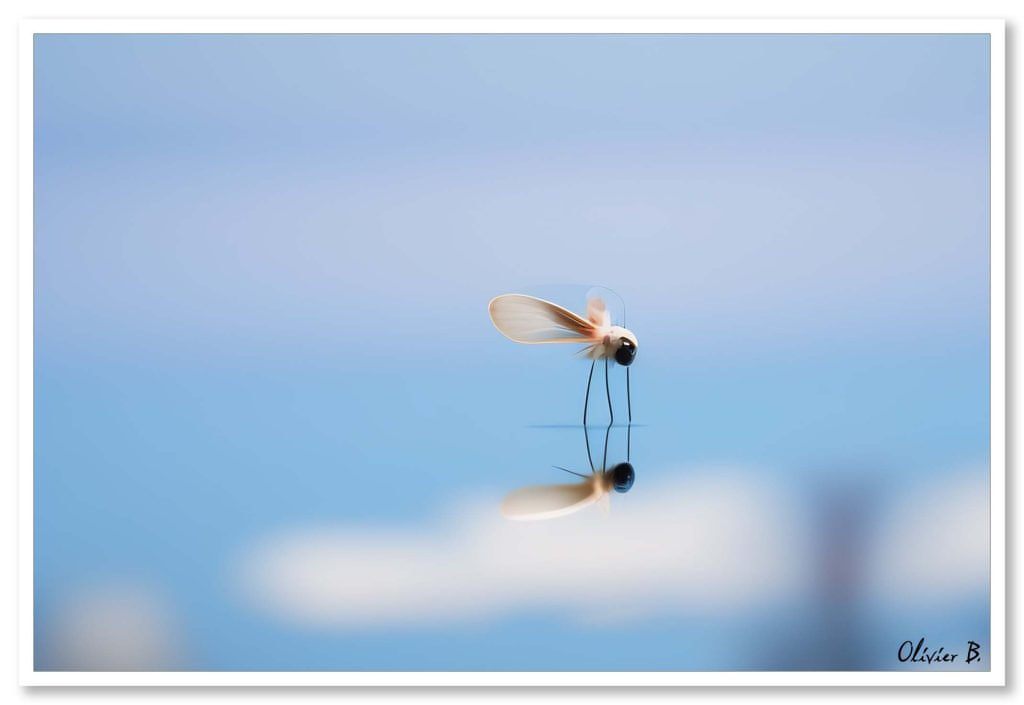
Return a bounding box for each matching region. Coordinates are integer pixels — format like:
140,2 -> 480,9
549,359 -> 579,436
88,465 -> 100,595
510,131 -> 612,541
488,293 -> 637,425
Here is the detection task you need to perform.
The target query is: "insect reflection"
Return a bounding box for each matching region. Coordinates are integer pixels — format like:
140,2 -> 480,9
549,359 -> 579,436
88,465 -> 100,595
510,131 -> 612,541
501,423 -> 636,521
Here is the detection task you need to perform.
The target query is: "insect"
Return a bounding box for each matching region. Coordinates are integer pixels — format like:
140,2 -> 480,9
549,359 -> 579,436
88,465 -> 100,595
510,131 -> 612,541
488,291 -> 637,425
501,423 -> 635,521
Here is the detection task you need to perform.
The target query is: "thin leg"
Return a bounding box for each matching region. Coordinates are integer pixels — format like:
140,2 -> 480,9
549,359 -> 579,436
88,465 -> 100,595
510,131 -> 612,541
602,421 -> 612,471
627,422 -> 631,462
554,465 -> 588,478
604,358 -> 614,424
583,424 -> 595,472
626,366 -> 632,424
583,359 -> 596,427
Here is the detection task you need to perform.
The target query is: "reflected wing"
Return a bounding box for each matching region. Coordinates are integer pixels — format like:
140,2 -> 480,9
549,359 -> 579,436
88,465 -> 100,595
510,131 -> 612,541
489,294 -> 597,344
501,481 -> 601,521
586,295 -> 611,328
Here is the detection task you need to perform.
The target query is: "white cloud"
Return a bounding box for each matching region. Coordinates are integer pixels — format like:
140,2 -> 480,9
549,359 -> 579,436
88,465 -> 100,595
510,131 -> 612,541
235,462 -> 992,631
235,469 -> 805,629
41,582 -> 184,671
868,468 -> 990,605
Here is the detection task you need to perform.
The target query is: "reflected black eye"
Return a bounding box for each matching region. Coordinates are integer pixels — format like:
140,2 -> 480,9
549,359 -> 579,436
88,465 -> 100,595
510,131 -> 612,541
614,339 -> 637,366
611,462 -> 635,493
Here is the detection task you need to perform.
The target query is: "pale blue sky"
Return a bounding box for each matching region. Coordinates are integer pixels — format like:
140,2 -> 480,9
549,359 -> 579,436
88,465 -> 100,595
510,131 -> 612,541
34,33 -> 990,671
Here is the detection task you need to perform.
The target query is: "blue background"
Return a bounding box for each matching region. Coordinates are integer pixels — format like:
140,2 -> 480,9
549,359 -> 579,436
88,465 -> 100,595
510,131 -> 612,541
33,33 -> 990,670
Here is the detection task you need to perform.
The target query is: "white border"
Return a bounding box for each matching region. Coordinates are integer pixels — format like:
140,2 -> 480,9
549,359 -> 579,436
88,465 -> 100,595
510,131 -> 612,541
17,18 -> 1006,688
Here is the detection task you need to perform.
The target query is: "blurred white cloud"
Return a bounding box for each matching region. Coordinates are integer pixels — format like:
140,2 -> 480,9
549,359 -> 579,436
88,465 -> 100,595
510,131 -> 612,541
236,463 -> 992,631
235,469 -> 806,628
868,467 -> 990,605
41,582 -> 184,671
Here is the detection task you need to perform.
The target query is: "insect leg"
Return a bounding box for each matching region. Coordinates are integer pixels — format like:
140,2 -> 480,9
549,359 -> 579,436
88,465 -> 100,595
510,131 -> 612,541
584,424 -> 596,472
553,465 -> 589,479
626,366 -> 632,424
602,420 -> 612,471
604,358 -> 614,424
583,359 -> 596,427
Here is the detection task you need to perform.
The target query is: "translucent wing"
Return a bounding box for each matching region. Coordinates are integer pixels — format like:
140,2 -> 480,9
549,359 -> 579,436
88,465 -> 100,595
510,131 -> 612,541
586,286 -> 626,327
501,480 -> 602,521
489,294 -> 597,344
586,295 -> 611,328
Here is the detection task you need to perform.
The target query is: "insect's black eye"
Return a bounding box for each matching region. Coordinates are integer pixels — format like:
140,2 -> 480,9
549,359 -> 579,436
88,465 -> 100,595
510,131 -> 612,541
614,339 -> 637,366
611,462 -> 635,493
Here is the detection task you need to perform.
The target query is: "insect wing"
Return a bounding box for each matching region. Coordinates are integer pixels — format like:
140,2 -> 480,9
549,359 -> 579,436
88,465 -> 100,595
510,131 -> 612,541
488,294 -> 596,344
501,480 -> 602,521
586,295 -> 611,328
586,286 -> 627,327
